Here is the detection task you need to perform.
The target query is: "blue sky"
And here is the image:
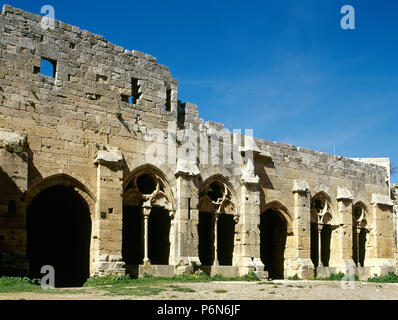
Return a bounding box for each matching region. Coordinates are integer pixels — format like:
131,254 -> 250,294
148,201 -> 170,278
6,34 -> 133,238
3,0 -> 398,182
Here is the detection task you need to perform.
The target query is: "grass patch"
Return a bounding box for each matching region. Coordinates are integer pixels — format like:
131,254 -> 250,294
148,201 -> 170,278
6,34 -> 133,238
0,277 -> 41,293
288,274 -> 301,280
214,289 -> 228,293
368,272 -> 398,283
83,274 -> 132,287
167,285 -> 196,293
84,272 -> 258,288
257,281 -> 275,285
310,272 -> 359,281
105,286 -> 167,297
269,291 -> 276,294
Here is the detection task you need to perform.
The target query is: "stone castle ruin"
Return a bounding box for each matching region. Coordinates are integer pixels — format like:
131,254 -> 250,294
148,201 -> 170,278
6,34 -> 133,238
0,5 -> 396,286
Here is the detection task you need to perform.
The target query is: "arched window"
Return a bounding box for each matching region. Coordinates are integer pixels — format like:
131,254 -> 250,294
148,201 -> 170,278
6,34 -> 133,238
352,204 -> 368,267
310,194 -> 333,270
198,178 -> 238,267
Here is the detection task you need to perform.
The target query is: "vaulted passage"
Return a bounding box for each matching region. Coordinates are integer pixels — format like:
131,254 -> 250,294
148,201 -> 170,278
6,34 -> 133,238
122,206 -> 143,265
217,213 -> 235,266
148,206 -> 171,264
260,209 -> 287,279
26,185 -> 91,287
198,211 -> 214,266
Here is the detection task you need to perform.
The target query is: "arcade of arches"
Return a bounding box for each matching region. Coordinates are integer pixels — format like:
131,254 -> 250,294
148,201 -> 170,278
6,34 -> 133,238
3,170 -> 395,287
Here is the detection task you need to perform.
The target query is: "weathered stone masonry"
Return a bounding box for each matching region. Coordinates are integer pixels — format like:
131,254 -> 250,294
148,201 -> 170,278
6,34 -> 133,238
0,5 -> 396,284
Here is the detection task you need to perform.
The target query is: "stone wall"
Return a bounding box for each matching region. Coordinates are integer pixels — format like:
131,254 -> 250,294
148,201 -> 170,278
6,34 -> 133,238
0,4 -> 396,281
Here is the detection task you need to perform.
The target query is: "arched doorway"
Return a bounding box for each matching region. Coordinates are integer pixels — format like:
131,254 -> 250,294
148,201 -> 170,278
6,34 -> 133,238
122,168 -> 174,268
260,209 -> 287,279
352,204 -> 368,267
198,179 -> 238,267
310,194 -> 333,271
26,185 -> 91,287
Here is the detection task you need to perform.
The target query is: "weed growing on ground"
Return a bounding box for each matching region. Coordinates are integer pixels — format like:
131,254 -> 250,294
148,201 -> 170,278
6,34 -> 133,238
368,272 -> 398,283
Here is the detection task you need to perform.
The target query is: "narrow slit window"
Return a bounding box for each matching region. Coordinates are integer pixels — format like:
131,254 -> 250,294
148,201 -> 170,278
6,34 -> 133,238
131,77 -> 141,105
165,88 -> 172,111
122,78 -> 141,105
40,57 -> 57,78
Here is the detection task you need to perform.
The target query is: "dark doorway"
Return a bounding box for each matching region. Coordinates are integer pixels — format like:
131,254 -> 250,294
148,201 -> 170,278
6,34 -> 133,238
122,206 -> 143,265
198,211 -> 214,266
217,213 -> 235,266
353,227 -> 367,267
359,229 -> 366,267
321,224 -> 331,267
260,209 -> 287,279
26,185 -> 91,287
148,206 -> 171,264
310,223 -> 319,268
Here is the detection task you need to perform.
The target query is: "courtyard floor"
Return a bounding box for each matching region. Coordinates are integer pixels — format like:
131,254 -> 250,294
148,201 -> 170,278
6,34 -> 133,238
0,279 -> 398,300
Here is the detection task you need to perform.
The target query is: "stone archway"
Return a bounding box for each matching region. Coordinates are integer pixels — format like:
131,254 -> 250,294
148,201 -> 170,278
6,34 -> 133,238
352,203 -> 368,267
26,183 -> 92,287
122,166 -> 174,269
198,177 -> 238,267
259,204 -> 290,280
310,193 -> 334,270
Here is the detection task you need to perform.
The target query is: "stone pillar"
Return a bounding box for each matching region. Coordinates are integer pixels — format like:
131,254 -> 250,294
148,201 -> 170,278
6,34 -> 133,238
233,180 -> 260,275
213,213 -> 220,266
142,201 -> 151,265
330,187 -> 356,273
367,194 -> 396,275
91,147 -> 125,276
172,159 -> 201,273
318,224 -> 323,267
289,180 -> 314,278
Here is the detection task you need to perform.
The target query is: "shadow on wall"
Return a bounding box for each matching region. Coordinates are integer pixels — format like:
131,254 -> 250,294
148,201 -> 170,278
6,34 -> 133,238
0,165 -> 24,276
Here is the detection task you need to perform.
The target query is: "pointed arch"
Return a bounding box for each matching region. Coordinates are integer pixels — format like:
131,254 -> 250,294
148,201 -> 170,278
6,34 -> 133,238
25,173 -> 95,214
198,174 -> 239,217
122,164 -> 175,267
26,175 -> 92,287
123,164 -> 175,211
262,200 -> 293,233
197,174 -> 239,267
352,201 -> 369,267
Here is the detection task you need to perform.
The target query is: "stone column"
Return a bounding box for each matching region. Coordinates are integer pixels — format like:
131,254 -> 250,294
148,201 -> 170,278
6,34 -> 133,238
142,201 -> 151,265
91,147 -> 125,276
318,224 -> 323,267
234,143 -> 264,276
330,187 -> 355,273
368,194 -> 396,275
172,159 -> 201,273
290,180 -> 314,278
213,213 -> 220,266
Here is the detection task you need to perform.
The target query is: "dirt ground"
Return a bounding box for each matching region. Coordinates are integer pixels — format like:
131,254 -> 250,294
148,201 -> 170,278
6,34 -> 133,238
1,279 -> 398,300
